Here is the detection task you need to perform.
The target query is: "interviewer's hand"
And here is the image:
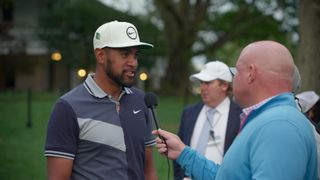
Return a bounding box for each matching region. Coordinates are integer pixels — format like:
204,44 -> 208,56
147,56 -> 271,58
152,129 -> 186,160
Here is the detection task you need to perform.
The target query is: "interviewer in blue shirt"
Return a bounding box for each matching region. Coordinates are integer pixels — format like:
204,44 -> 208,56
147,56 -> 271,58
154,40 -> 318,180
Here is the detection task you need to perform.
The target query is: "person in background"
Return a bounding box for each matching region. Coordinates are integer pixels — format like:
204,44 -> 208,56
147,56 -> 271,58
154,40 -> 317,180
44,20 -> 157,180
174,61 -> 241,180
296,91 -> 320,129
296,90 -> 320,179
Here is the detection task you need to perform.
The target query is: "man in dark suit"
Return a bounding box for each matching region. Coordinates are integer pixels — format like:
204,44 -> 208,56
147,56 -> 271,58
174,61 -> 242,180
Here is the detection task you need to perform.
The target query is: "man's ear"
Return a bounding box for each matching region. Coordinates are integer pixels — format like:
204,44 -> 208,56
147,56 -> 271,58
248,64 -> 256,84
220,81 -> 229,91
94,48 -> 105,64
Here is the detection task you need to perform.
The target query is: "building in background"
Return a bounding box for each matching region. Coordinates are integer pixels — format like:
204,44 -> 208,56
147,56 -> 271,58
0,0 -> 83,91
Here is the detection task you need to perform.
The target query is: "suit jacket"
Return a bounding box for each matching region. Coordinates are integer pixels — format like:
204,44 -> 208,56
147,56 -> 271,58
173,100 -> 242,180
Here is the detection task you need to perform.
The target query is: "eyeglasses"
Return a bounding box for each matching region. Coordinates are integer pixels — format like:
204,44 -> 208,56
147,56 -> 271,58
229,67 -> 237,76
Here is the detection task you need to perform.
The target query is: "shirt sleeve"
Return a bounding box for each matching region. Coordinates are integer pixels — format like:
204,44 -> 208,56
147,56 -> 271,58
44,99 -> 79,160
176,146 -> 220,179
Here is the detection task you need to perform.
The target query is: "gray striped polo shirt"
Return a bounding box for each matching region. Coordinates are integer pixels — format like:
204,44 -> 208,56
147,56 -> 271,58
45,74 -> 156,179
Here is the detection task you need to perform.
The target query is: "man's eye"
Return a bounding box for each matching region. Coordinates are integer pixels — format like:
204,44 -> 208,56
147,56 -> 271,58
200,81 -> 211,85
135,52 -> 140,59
121,52 -> 129,58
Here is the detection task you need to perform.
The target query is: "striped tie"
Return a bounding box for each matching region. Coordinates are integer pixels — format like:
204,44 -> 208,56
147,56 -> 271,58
196,108 -> 215,155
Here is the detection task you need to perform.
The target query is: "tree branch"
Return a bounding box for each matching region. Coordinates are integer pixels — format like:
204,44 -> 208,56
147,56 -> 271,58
194,5 -> 266,56
154,0 -> 184,27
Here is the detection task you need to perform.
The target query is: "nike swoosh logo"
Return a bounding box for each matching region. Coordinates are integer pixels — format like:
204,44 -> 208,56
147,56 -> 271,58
133,110 -> 142,114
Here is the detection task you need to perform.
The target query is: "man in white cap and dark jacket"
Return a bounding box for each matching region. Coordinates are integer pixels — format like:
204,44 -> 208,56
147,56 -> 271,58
174,61 -> 242,180
45,21 -> 157,180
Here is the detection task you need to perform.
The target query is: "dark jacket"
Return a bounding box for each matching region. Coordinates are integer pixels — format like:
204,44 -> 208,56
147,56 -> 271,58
173,100 -> 242,180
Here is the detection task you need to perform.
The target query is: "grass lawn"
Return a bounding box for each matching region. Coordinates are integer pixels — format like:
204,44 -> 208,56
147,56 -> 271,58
0,91 -> 199,179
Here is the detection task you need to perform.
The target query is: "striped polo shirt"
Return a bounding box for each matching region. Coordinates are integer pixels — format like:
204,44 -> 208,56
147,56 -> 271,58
45,74 -> 156,180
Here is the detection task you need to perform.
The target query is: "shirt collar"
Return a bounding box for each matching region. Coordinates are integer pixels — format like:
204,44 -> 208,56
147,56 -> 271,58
215,97 -> 230,114
242,96 -> 275,115
83,73 -> 133,99
205,96 -> 230,114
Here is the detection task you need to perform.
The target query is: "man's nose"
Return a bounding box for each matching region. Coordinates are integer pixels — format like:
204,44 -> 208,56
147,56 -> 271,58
127,55 -> 138,67
200,83 -> 207,90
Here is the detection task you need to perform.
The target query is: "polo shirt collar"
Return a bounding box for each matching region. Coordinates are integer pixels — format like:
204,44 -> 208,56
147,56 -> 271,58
84,73 -> 133,98
242,96 -> 274,116
239,95 -> 276,124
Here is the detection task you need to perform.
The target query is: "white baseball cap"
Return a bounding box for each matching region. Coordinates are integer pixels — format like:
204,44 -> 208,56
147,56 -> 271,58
190,61 -> 232,82
93,20 -> 153,49
296,91 -> 320,113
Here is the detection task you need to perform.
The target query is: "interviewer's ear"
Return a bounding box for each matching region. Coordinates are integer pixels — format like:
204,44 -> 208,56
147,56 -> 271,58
248,64 -> 256,84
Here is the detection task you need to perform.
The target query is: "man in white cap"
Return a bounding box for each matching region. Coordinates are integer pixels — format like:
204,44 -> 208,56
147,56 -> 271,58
296,91 -> 320,126
174,61 -> 242,180
45,21 -> 157,180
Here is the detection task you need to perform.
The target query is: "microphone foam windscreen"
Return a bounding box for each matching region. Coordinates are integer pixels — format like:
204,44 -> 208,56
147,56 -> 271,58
144,92 -> 158,108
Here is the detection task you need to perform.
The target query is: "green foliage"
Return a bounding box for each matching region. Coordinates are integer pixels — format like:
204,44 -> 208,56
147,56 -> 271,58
0,91 -> 59,180
211,7 -> 288,64
203,3 -> 293,64
38,0 -> 163,71
151,0 -> 298,95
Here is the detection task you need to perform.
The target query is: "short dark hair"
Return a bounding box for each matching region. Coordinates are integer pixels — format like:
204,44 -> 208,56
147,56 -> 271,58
310,99 -> 320,124
217,79 -> 233,97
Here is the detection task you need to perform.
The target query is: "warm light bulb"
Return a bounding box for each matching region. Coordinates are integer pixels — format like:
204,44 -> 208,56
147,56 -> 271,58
51,52 -> 62,61
78,69 -> 87,77
139,73 -> 148,81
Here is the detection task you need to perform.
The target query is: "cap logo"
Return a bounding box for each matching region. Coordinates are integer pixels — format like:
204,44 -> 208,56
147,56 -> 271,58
126,26 -> 137,40
95,32 -> 100,40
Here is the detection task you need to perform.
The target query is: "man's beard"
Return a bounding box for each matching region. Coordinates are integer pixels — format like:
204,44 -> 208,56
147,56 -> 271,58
105,58 -> 135,87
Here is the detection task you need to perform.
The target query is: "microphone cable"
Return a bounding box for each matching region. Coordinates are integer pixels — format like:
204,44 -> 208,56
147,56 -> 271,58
144,92 -> 171,180
150,110 -> 171,180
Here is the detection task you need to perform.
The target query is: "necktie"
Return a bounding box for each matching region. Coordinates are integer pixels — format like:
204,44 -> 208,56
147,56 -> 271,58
196,108 -> 215,155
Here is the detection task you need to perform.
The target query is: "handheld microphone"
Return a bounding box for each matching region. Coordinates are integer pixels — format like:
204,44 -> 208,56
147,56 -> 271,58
144,92 -> 160,130
144,92 -> 164,142
144,92 -> 170,179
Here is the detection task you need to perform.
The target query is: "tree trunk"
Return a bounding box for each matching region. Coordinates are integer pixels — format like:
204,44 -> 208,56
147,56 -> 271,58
152,0 -> 210,95
160,46 -> 192,95
297,0 -> 320,93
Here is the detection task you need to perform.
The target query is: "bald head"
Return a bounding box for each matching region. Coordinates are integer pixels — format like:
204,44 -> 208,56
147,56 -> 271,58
240,41 -> 294,78
233,41 -> 295,107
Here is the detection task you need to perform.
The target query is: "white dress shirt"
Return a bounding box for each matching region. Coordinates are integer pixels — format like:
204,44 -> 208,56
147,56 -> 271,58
190,97 -> 230,164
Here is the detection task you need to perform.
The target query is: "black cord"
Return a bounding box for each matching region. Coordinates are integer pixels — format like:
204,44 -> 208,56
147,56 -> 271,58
150,108 -> 171,180
158,135 -> 170,180
166,156 -> 170,180
161,137 -> 170,180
